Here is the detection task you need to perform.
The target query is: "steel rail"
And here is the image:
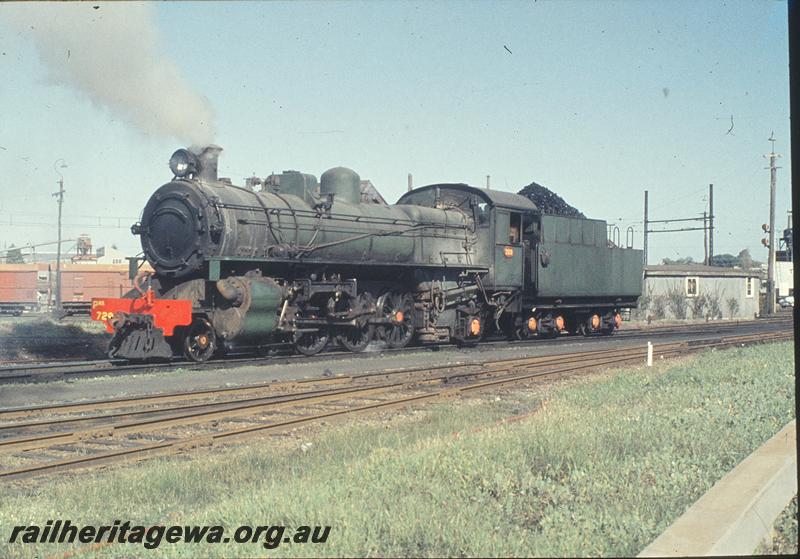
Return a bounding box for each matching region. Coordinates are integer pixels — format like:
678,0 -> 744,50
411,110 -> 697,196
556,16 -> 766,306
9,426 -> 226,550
0,317 -> 791,384
0,329 -> 781,422
0,330 -> 790,481
0,346 -> 691,449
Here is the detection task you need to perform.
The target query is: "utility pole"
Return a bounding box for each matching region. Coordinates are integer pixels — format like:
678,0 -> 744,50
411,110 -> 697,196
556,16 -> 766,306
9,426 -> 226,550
708,184 -> 714,263
407,173 -> 413,192
703,211 -> 708,265
643,190 -> 649,266
763,133 -> 780,315
53,158 -> 67,315
486,175 -> 491,190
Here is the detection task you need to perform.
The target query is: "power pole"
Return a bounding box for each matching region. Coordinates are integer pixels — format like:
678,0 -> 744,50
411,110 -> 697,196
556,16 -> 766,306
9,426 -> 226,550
703,211 -> 708,265
643,190 -> 649,266
53,159 -> 67,315
708,184 -> 714,263
763,133 -> 780,315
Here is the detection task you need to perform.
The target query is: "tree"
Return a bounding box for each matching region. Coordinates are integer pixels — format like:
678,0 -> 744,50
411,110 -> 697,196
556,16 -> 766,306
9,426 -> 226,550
662,256 -> 695,265
710,253 -> 737,268
736,248 -> 760,269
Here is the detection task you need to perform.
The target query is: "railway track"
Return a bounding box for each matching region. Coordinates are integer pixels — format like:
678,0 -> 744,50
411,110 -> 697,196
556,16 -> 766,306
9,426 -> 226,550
0,329 -> 791,481
0,316 -> 792,385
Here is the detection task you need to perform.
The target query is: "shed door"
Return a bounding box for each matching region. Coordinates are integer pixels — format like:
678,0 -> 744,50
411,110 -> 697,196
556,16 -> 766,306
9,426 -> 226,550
494,210 -> 524,287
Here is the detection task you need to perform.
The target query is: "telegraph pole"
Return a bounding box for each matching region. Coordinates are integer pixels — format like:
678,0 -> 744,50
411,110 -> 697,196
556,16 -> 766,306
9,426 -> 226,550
764,133 -> 780,315
643,190 -> 649,266
703,211 -> 708,265
53,159 -> 67,315
708,183 -> 714,263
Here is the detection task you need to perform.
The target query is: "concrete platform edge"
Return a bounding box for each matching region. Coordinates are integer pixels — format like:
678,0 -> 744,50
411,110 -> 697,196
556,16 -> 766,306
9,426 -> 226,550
638,419 -> 797,557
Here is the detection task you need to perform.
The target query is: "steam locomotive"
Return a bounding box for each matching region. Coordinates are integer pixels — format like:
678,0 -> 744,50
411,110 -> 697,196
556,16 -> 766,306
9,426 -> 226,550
92,146 -> 643,361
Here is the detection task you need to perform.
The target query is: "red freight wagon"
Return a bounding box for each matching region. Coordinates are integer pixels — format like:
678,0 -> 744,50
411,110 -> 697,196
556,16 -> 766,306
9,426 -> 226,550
59,265 -> 131,301
0,263 -> 133,315
0,264 -> 43,314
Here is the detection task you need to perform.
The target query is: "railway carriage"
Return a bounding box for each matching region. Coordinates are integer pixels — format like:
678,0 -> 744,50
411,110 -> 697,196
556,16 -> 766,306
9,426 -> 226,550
92,146 -> 643,361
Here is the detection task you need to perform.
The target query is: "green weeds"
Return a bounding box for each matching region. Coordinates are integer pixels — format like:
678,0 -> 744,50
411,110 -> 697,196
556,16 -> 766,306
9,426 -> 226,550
0,342 -> 794,557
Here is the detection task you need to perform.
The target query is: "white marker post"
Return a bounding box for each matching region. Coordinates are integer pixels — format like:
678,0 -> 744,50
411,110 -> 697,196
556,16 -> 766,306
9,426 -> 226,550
647,341 -> 653,367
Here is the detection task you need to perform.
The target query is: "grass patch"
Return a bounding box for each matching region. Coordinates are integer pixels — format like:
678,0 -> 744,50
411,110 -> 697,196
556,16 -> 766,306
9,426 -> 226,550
756,494 -> 798,555
0,342 -> 794,557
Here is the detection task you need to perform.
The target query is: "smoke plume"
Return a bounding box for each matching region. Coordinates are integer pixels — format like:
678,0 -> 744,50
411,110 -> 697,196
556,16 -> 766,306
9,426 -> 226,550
5,3 -> 215,146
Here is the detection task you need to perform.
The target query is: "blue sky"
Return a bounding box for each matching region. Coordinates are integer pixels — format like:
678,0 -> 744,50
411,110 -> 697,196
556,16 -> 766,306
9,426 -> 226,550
0,0 -> 791,264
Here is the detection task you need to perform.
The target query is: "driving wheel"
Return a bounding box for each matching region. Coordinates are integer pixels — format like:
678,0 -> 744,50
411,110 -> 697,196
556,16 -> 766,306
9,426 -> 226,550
294,327 -> 330,356
337,292 -> 375,353
379,291 -> 414,349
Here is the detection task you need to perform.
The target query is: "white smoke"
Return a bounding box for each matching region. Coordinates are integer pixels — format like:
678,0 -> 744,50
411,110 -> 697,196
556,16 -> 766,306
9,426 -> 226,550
4,2 -> 215,146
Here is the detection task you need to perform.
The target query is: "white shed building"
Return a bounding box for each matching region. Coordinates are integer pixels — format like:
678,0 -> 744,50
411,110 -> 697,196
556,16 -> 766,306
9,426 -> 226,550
643,265 -> 762,320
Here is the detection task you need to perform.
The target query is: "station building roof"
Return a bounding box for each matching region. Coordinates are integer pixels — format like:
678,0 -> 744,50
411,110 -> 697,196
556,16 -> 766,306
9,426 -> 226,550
645,264 -> 763,278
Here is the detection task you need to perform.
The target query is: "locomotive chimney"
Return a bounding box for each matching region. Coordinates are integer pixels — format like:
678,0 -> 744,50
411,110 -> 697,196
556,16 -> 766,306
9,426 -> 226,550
196,144 -> 223,183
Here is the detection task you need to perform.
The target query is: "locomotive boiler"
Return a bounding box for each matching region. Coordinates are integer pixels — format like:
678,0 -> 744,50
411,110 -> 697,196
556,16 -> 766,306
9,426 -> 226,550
92,146 -> 644,361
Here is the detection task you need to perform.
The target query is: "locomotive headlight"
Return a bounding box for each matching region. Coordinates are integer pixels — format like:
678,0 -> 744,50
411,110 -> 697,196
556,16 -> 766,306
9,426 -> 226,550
169,149 -> 198,178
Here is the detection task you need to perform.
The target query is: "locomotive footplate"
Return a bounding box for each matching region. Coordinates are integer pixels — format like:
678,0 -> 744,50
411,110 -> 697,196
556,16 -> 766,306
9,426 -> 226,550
108,313 -> 173,360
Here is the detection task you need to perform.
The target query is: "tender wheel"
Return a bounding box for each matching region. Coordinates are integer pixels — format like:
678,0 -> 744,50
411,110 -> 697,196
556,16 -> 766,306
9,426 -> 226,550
183,317 -> 216,362
337,292 -> 375,353
379,291 -> 414,349
294,328 -> 330,356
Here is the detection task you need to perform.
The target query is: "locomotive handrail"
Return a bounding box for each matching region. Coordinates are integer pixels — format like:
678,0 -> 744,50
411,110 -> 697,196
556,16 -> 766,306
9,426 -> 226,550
294,222 -> 472,258
217,202 -> 421,226
270,190 -> 301,246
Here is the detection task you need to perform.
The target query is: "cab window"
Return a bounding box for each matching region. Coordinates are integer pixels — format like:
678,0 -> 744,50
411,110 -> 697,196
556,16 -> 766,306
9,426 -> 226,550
509,212 -> 522,244
477,203 -> 489,226
495,212 -> 510,244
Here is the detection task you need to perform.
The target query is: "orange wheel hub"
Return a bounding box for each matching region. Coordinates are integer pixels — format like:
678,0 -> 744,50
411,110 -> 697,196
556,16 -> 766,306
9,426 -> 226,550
469,318 -> 481,336
527,317 -> 538,332
554,316 -> 565,331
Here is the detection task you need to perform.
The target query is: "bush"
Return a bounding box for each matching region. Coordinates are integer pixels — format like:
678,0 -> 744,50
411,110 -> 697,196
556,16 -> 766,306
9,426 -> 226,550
632,286 -> 653,320
666,285 -> 687,319
690,294 -> 708,319
705,289 -> 723,319
726,297 -> 740,318
651,295 -> 667,320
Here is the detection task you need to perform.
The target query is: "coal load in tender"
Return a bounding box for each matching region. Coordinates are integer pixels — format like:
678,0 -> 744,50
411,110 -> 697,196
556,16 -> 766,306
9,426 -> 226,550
518,181 -> 585,218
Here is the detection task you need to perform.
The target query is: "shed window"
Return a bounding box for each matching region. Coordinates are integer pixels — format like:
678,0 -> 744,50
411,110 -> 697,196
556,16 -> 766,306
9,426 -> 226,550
745,277 -> 754,298
685,277 -> 698,297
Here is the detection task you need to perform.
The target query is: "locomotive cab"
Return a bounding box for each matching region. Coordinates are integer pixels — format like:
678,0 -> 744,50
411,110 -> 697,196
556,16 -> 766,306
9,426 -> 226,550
397,184 -> 538,294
